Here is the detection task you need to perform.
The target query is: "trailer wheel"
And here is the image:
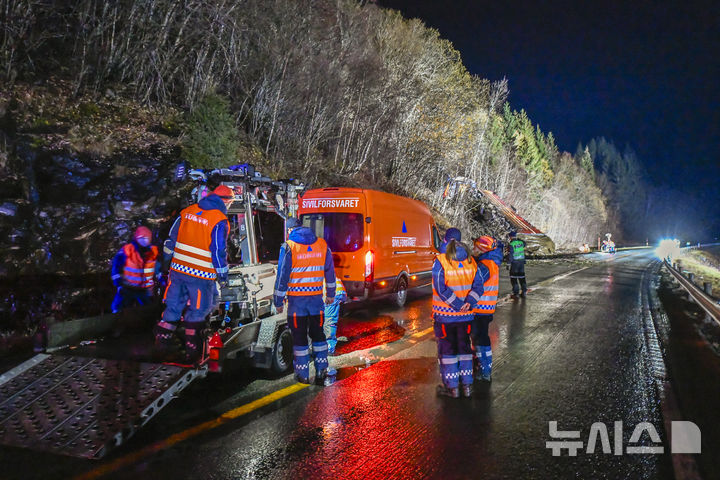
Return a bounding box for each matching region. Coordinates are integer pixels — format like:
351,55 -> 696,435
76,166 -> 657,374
393,276 -> 408,308
271,328 -> 293,373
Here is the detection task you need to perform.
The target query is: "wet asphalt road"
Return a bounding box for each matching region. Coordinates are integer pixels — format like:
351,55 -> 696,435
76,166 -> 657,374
1,250 -> 685,479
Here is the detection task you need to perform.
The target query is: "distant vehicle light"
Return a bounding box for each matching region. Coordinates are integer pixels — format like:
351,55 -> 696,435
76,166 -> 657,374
655,238 -> 681,261
411,275 -> 417,280
379,280 -> 386,286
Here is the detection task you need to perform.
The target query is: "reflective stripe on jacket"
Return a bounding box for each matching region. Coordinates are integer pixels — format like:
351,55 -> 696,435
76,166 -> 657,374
122,243 -> 158,288
432,255 -> 478,318
170,203 -> 228,280
288,238 -> 329,296
473,257 -> 499,314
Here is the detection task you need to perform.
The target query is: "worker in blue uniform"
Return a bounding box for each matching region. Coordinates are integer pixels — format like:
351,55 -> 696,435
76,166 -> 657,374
273,218 -> 336,385
154,185 -> 234,364
111,226 -> 160,313
432,239 -> 488,398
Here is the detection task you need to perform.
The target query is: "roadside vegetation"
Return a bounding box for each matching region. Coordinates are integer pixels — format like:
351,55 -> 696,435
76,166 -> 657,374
679,248 -> 720,297
1,0 -> 657,247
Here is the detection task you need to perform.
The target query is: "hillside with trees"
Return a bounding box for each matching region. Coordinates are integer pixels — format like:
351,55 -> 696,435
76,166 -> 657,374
1,0 -> 651,265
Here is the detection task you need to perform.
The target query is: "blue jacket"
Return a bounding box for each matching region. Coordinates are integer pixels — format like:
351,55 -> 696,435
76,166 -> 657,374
476,244 -> 504,268
432,245 -> 489,323
273,226 -> 336,316
164,194 -> 230,281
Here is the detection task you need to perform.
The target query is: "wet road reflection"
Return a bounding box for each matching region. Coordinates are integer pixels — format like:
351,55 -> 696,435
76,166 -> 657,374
1,252 -> 680,479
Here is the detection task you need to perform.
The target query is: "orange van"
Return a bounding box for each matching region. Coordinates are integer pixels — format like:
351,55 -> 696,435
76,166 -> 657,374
298,188 -> 441,306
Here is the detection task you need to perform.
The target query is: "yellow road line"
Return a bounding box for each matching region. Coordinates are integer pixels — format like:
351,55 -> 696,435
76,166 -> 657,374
411,326 -> 434,339
74,382 -> 310,480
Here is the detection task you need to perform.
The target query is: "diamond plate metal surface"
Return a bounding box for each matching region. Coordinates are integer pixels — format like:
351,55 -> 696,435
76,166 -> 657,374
255,317 -> 279,349
0,354 -> 203,459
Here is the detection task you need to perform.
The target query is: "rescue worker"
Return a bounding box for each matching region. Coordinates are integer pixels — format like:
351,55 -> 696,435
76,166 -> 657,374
273,217 -> 336,385
432,239 -> 488,398
471,236 -> 502,382
111,226 -> 159,313
324,270 -> 347,355
154,185 -> 234,364
438,227 -> 462,253
508,231 -> 527,297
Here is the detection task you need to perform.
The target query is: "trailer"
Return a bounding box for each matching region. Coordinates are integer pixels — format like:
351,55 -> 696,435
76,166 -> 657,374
0,165 -> 304,458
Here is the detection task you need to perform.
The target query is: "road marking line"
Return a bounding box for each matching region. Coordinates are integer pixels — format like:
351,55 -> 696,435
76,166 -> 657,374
411,327 -> 433,339
74,383 -> 310,480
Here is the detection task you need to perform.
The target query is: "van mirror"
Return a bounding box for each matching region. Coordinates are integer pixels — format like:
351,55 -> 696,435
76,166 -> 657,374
365,216 -> 372,223
432,225 -> 441,251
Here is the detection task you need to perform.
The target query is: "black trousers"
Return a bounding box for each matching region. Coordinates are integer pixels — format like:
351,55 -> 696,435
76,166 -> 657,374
471,314 -> 493,347
509,261 -> 527,294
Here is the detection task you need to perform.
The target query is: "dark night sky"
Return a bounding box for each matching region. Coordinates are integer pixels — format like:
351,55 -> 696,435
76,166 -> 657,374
377,0 -> 720,235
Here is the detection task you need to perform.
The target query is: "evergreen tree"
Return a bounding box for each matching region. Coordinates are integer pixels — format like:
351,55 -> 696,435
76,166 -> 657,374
182,93 -> 240,168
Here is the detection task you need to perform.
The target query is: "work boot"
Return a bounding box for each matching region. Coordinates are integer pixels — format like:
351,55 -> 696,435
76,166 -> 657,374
476,345 -> 493,382
294,373 -> 311,384
519,291 -> 527,298
461,384 -> 473,398
314,369 -> 328,386
436,384 -> 460,398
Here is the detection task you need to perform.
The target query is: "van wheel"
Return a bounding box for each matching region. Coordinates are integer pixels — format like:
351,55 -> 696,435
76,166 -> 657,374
393,277 -> 408,307
271,328 -> 293,373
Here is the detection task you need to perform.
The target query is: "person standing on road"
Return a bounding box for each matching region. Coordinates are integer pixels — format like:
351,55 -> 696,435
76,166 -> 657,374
154,185 -> 234,364
274,218 -> 337,385
507,231 -> 527,297
439,227 -> 462,253
324,270 -> 347,355
110,226 -> 160,313
471,236 -> 502,382
432,239 -> 488,398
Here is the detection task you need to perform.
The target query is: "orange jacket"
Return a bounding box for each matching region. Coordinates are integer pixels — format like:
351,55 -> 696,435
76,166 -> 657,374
287,238 -> 329,296
170,202 -> 228,280
473,257 -> 499,314
120,243 -> 158,288
432,254 -> 479,321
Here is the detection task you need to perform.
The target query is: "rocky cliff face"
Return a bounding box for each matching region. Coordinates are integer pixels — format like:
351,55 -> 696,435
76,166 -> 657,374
0,142 -> 186,277
0,135 -> 190,336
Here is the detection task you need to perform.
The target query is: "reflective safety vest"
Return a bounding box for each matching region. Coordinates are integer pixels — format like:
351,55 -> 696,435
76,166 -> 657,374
510,239 -> 525,260
288,238 -> 328,296
473,258 -> 499,314
170,203 -> 227,280
336,279 -> 346,297
432,255 -> 478,317
122,243 -> 158,288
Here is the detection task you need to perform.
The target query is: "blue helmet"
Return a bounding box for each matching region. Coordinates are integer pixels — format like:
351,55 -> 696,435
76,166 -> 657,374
444,227 -> 462,242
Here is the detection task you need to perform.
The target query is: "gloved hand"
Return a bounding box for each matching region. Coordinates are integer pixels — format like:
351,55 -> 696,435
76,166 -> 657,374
324,296 -> 335,305
217,272 -> 229,289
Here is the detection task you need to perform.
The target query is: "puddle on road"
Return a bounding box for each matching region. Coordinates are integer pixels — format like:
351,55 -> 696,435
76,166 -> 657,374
333,315 -> 406,355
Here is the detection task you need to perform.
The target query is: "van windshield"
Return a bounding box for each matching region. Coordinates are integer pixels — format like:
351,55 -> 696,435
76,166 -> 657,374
300,213 -> 364,252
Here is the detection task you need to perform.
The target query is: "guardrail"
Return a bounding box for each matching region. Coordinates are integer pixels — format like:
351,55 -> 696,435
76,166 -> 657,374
664,260 -> 720,326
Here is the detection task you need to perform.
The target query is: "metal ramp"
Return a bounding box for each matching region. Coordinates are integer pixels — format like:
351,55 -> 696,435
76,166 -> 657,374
0,354 -> 206,459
